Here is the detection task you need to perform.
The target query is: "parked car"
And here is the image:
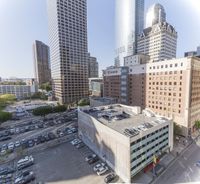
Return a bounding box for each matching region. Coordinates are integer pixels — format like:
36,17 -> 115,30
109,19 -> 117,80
97,166 -> 109,175
15,170 -> 35,184
17,156 -> 34,167
75,143 -> 85,149
0,167 -> 15,176
85,154 -> 97,162
93,162 -> 106,172
15,141 -> 21,148
0,136 -> 11,142
88,157 -> 99,164
48,132 -> 56,140
104,173 -> 116,183
71,139 -> 82,146
196,160 -> 200,167
17,161 -> 34,170
7,142 -> 14,151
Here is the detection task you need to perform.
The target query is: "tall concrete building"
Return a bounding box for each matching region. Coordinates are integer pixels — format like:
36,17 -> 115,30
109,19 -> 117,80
137,4 -> 177,62
47,0 -> 89,104
115,0 -> 144,67
103,56 -> 200,136
88,53 -> 99,78
146,3 -> 166,28
33,40 -> 51,86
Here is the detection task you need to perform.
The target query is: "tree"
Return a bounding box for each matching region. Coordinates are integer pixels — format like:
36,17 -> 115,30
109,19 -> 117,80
78,98 -> 90,106
53,105 -> 66,113
31,92 -> 48,100
0,111 -> 12,123
40,82 -> 52,92
32,106 -> 52,116
195,120 -> 200,130
174,122 -> 182,136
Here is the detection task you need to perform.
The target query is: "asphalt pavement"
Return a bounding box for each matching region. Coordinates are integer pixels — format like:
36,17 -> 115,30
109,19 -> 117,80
154,138 -> 200,184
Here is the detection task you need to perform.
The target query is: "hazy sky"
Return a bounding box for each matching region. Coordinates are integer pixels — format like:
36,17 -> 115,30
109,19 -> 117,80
0,0 -> 200,78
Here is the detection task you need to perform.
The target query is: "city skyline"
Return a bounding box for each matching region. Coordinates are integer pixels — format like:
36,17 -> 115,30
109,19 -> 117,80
0,0 -> 200,78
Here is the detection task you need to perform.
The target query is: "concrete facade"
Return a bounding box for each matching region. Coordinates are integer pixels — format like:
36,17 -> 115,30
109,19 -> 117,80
78,104 -> 173,182
103,57 -> 200,136
47,0 -> 89,104
137,22 -> 177,62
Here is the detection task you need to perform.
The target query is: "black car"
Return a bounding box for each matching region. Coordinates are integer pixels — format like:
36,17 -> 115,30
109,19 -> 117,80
104,173 -> 116,183
0,136 -> 12,142
88,157 -> 99,164
48,132 -> 56,140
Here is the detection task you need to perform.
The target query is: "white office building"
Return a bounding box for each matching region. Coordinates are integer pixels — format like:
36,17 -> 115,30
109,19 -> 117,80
78,104 -> 173,182
137,21 -> 177,62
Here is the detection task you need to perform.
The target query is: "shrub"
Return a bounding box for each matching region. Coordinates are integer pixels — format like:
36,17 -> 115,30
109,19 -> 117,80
0,111 -> 12,123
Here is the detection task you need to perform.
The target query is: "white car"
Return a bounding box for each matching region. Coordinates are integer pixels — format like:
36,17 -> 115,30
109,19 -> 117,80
17,155 -> 34,167
15,141 -> 21,147
96,166 -> 109,175
93,163 -> 106,172
70,139 -> 82,146
8,142 -> 14,150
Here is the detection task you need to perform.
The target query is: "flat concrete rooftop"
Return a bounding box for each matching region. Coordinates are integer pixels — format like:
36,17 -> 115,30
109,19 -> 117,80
81,104 -> 169,137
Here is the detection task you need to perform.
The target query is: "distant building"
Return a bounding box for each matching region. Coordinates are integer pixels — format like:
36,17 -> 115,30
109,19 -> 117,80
0,81 -> 38,99
47,0 -> 89,104
115,0 -> 145,66
137,22 -> 177,62
146,3 -> 166,28
184,46 -> 200,57
33,40 -> 51,86
89,97 -> 117,107
103,57 -> 200,136
124,54 -> 150,66
78,104 -> 173,182
89,78 -> 103,97
88,53 -> 99,78
197,46 -> 200,56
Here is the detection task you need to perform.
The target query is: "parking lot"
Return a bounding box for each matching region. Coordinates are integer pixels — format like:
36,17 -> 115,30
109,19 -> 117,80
32,141 -> 122,184
0,109 -> 122,184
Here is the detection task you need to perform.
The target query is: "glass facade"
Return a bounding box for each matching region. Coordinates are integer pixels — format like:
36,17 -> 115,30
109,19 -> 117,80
130,125 -> 169,176
115,0 -> 144,66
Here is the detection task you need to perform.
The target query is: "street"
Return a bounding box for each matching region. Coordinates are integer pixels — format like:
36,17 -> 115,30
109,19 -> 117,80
154,138 -> 200,184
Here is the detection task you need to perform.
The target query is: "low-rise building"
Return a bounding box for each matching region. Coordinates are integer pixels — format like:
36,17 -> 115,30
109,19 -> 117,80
89,78 -> 103,97
90,97 -> 117,107
78,104 -> 173,183
0,82 -> 38,99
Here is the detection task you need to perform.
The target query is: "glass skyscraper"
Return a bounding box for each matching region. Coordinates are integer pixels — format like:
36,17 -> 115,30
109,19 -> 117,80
146,3 -> 166,28
115,0 -> 144,67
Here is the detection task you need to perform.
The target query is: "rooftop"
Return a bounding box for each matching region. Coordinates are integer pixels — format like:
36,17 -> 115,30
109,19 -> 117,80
81,104 -> 170,137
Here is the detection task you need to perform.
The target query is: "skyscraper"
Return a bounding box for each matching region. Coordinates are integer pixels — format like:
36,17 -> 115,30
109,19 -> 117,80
33,40 -> 51,86
146,3 -> 166,28
137,4 -> 177,62
115,0 -> 144,67
88,53 -> 99,78
47,0 -> 89,104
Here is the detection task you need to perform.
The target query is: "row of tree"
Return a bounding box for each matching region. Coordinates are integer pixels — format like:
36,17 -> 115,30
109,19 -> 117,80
32,105 -> 67,116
